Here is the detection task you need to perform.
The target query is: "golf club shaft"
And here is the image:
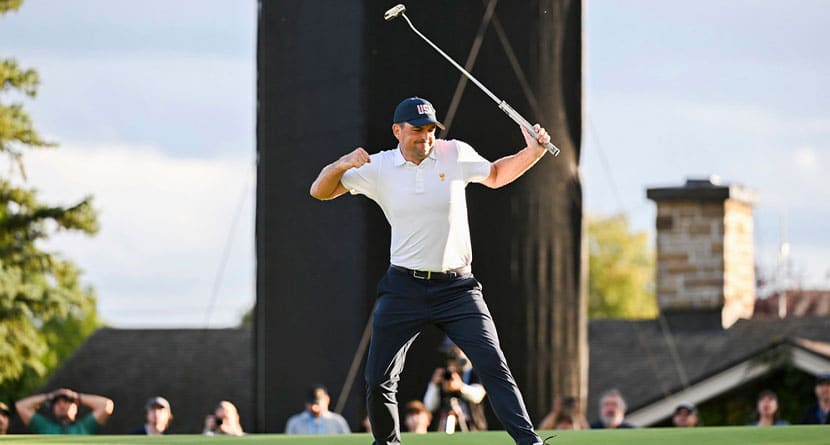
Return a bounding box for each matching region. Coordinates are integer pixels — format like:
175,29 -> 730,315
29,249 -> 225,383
399,12 -> 560,157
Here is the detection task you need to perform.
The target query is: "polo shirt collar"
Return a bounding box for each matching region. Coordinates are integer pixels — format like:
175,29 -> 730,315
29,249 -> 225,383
393,144 -> 437,166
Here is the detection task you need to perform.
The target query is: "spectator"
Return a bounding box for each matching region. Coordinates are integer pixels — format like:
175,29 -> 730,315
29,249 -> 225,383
800,373 -> 830,424
130,396 -> 173,435
0,402 -> 10,435
590,389 -> 633,429
403,400 -> 432,434
285,385 -> 350,435
672,401 -> 700,427
538,396 -> 589,430
15,388 -> 113,434
424,341 -> 487,432
749,390 -> 789,426
203,400 -> 244,436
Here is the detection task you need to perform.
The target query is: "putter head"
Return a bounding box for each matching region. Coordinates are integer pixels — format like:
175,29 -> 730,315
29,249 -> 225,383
384,4 -> 406,21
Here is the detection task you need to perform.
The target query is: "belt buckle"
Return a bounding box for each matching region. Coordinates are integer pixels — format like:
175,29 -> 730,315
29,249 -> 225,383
412,270 -> 431,280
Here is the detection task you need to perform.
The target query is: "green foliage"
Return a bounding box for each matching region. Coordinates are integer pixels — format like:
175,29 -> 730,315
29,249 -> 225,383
1,58 -> 56,178
0,0 -> 102,403
587,213 -> 657,319
0,0 -> 23,14
239,307 -> 254,326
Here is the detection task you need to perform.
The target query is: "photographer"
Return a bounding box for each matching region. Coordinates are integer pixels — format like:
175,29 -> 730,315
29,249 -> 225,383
203,400 -> 244,436
423,341 -> 487,432
538,396 -> 589,430
15,388 -> 113,434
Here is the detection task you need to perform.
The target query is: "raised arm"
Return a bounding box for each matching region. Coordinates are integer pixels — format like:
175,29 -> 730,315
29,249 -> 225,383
480,124 -> 551,189
15,392 -> 49,425
309,147 -> 371,200
77,391 -> 115,425
14,388 -> 112,426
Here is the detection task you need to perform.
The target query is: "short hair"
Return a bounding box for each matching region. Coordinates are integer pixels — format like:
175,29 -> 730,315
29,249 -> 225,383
404,400 -> 429,416
599,389 -> 627,412
755,389 -> 780,421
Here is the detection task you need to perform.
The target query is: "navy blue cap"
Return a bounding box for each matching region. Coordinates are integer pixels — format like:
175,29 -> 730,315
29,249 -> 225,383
392,97 -> 445,130
817,373 -> 830,384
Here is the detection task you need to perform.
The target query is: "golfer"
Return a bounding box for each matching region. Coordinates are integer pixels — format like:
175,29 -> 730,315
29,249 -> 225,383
310,97 -> 550,445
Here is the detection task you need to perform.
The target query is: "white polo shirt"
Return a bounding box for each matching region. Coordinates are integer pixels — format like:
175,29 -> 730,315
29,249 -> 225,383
341,139 -> 492,272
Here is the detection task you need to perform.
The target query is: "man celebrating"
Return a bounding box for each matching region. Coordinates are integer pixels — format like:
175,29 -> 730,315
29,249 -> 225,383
15,388 -> 113,434
310,97 -> 551,445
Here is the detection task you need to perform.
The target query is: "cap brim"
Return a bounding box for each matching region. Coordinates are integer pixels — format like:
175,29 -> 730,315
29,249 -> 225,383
407,117 -> 446,130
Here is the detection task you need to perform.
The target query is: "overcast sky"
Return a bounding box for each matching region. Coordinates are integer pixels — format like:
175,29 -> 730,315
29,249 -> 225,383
1,1 -> 827,327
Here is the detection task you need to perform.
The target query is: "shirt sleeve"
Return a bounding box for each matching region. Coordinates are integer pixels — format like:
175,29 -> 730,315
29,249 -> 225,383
79,412 -> 101,433
423,382 -> 441,412
341,153 -> 380,200
455,140 -> 492,183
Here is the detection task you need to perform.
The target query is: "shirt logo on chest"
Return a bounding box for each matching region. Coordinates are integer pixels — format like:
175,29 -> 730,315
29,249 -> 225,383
439,173 -> 446,181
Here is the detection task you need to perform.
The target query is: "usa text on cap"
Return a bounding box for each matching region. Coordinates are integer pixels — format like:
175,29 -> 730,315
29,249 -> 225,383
392,97 -> 446,130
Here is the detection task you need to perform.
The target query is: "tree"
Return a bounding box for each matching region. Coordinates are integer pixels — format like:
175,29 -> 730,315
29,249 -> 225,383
0,0 -> 102,402
588,213 -> 657,318
0,1 -> 24,14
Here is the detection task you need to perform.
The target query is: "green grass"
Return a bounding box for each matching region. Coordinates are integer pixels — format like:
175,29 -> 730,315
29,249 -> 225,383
0,426 -> 826,445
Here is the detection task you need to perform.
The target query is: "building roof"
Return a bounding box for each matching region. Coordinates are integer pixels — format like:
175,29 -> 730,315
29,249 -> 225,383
13,327 -> 253,434
588,315 -> 830,425
646,177 -> 758,204
754,290 -> 830,318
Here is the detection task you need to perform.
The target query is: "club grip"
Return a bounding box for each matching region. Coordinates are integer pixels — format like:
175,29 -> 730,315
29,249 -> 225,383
498,101 -> 560,157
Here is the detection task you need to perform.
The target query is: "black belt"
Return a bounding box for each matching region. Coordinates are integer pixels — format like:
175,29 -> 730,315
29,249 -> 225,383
391,265 -> 471,280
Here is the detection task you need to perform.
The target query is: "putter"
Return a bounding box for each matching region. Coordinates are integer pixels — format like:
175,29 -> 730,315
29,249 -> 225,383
384,3 -> 560,157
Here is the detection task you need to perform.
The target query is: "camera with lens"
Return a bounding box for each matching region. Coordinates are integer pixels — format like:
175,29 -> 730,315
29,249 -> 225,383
443,369 -> 454,380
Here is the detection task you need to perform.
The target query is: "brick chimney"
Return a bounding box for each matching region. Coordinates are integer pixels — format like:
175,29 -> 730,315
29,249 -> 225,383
646,177 -> 757,329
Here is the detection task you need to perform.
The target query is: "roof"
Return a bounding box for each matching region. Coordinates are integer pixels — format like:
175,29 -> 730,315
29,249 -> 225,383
645,177 -> 758,204
14,327 -> 253,434
588,315 -> 830,425
754,290 -> 830,318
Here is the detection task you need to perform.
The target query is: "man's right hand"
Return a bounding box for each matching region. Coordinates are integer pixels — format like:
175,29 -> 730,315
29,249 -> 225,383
310,147 -> 370,200
338,147 -> 371,170
431,368 -> 445,385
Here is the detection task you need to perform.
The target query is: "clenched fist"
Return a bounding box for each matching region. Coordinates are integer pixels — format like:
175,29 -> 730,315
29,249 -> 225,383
339,147 -> 371,170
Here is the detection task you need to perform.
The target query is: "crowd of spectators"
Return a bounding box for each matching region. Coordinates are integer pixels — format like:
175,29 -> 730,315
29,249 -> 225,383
1,373 -> 827,435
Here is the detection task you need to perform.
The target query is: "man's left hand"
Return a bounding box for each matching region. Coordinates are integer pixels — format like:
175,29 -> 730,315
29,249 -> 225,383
520,124 -> 551,151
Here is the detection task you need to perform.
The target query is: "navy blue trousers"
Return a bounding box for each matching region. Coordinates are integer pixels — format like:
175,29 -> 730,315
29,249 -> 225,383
364,267 -> 540,445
